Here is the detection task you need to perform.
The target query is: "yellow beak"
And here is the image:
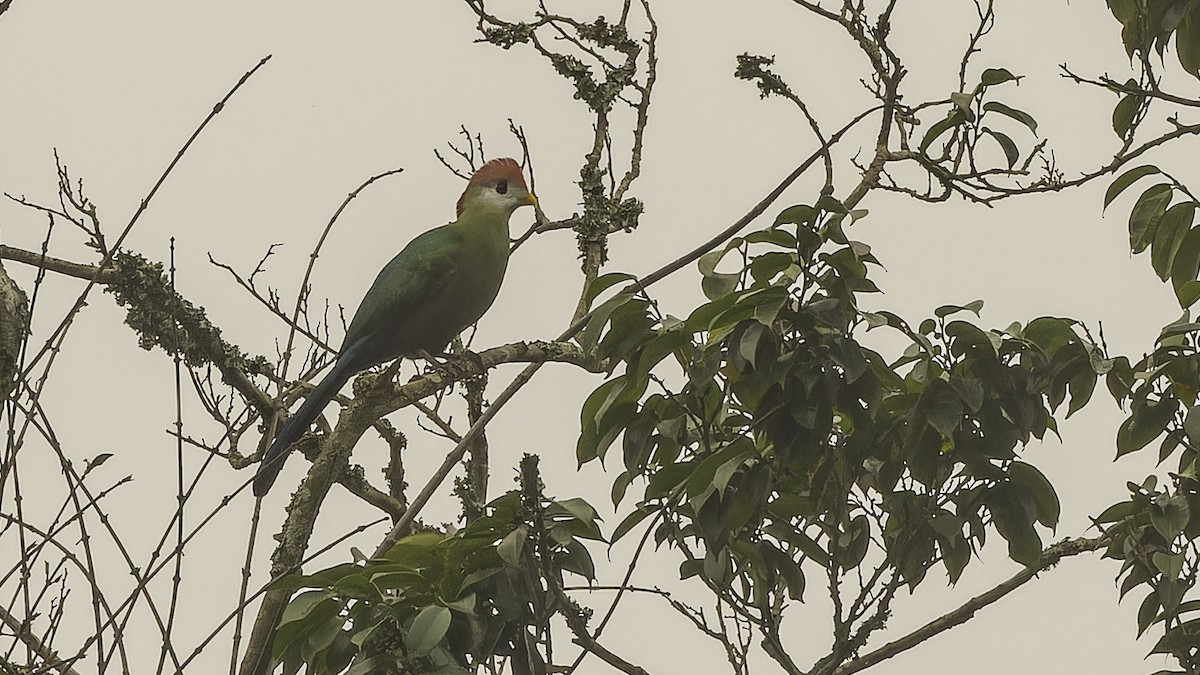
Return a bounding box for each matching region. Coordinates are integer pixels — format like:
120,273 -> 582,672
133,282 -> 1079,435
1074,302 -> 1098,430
526,193 -> 539,208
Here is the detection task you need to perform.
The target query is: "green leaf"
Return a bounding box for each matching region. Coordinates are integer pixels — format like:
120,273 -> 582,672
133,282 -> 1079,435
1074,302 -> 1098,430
744,228 -> 798,248
939,533 -> 971,584
701,273 -> 740,300
951,375 -> 984,412
815,194 -> 849,214
576,374 -> 646,464
1138,591 -> 1161,637
611,507 -> 652,544
923,382 -> 963,437
934,300 -> 984,318
749,251 -> 797,285
1150,618 -> 1200,655
610,470 -> 632,506
497,527 -> 527,566
584,272 -> 637,305
1105,164 -> 1162,210
1116,394 -> 1178,457
982,101 -> 1038,135
1172,226 -> 1200,293
578,291 -> 635,353
990,491 -> 1043,566
698,243 -> 744,300
764,522 -> 831,567
1113,92 -> 1143,138
1165,1 -> 1190,31
1066,366 -> 1097,418
1152,202 -> 1196,280
836,515 -> 871,570
1153,551 -> 1185,580
1106,355 -> 1135,403
920,109 -> 966,153
979,67 -> 1020,87
1023,317 -> 1076,356
1185,405 -> 1200,444
346,658 -> 386,675
749,286 -> 789,325
1009,461 -> 1061,529
1129,184 -> 1173,254
646,460 -> 695,498
407,606 -> 451,656
1178,280 -> 1200,308
982,127 -> 1019,169
1178,4 -> 1200,78
560,539 -> 597,580
1094,499 -> 1137,524
1151,494 -> 1190,540
770,548 -> 807,600
774,204 -> 816,227
279,590 -> 338,626
685,441 -> 750,498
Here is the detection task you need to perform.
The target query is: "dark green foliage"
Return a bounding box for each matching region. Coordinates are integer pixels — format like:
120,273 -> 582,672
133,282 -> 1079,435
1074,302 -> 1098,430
1107,0 -> 1200,78
1097,159 -> 1200,670
1108,166 -> 1200,308
273,464 -> 602,674
577,196 -> 1089,618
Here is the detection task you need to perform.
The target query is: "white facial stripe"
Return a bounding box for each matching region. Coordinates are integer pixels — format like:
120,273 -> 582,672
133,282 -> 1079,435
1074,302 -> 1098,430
474,185 -> 527,211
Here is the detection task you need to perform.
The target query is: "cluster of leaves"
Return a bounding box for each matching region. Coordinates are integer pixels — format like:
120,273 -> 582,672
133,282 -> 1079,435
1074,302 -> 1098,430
1107,0 -> 1200,79
920,67 -> 1039,172
1096,313 -> 1200,667
576,194 -> 1104,638
1089,2 -> 1200,669
272,480 -> 602,675
1106,166 -> 1200,309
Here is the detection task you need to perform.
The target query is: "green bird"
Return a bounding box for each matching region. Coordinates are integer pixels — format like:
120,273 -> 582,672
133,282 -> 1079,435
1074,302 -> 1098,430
253,158 -> 537,497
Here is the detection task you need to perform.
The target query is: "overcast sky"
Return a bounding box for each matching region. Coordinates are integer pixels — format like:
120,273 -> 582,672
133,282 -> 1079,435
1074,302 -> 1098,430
0,1 -> 1187,673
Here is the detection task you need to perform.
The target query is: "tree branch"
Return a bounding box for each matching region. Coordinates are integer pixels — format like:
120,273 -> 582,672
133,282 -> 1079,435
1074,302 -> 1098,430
0,604 -> 84,675
0,244 -> 116,283
832,536 -> 1108,675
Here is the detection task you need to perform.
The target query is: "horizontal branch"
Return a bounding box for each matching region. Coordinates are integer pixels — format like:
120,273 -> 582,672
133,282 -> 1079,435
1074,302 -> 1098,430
0,243 -> 273,414
0,244 -> 117,283
366,340 -> 599,421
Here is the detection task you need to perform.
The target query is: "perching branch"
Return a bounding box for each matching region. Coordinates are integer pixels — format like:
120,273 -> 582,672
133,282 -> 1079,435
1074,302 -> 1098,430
371,105 -> 879,560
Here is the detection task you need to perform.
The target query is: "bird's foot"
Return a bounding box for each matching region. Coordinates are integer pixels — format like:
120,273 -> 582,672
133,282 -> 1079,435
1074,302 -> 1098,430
417,349 -> 485,378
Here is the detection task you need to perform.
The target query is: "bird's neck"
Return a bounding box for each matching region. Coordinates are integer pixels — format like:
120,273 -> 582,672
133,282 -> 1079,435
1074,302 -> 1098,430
454,205 -> 513,249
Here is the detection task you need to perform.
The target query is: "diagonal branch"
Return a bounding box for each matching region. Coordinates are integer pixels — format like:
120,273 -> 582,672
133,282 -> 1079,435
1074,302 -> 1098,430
832,536 -> 1108,675
0,603 -> 84,675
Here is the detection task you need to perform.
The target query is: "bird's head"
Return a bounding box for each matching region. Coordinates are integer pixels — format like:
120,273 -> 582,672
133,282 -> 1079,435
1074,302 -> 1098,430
456,157 -> 538,218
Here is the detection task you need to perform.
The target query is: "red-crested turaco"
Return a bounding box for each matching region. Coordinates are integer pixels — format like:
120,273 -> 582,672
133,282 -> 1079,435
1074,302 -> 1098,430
252,158 -> 537,497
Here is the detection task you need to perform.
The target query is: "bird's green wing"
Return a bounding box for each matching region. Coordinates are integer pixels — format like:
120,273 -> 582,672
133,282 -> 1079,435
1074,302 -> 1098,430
340,224 -> 462,365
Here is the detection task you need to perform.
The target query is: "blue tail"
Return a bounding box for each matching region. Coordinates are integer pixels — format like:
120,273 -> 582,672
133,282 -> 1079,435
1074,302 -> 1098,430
253,345 -> 364,497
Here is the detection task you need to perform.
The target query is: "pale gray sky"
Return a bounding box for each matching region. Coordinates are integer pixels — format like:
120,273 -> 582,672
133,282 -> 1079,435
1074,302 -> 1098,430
0,1 -> 1184,673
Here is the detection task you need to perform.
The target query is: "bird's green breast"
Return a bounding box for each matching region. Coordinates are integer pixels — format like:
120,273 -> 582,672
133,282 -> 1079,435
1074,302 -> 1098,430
342,209 -> 511,366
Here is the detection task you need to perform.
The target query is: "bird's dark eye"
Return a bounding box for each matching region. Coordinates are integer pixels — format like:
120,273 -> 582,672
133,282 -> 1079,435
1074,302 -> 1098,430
495,180 -> 509,195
